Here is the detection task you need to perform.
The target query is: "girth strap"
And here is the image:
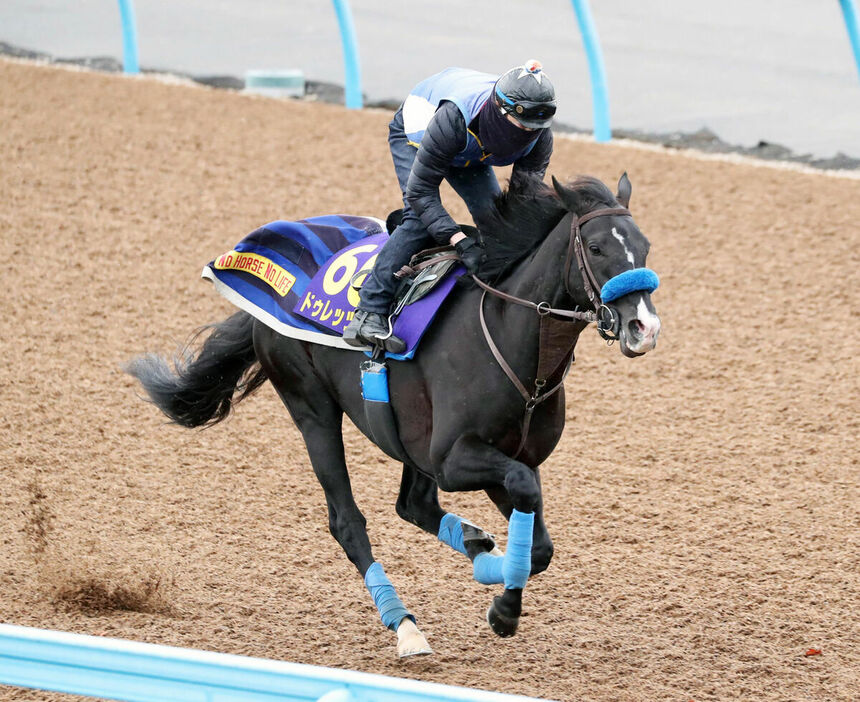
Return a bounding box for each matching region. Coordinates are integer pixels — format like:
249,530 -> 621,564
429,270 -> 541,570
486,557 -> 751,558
360,358 -> 411,463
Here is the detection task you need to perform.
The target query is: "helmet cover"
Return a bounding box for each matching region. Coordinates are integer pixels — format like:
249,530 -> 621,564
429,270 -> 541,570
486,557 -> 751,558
494,59 -> 557,129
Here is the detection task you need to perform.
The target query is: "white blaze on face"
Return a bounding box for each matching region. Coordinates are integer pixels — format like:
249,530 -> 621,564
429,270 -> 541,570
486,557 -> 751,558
612,227 -> 635,265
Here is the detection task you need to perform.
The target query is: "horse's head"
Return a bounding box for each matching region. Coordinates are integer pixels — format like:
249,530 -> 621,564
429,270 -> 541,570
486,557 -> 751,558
551,174 -> 661,357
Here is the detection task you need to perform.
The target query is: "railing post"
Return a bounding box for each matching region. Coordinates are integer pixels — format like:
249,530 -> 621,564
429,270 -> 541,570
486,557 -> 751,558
840,0 -> 860,82
116,0 -> 140,74
569,0 -> 611,142
331,0 -> 363,108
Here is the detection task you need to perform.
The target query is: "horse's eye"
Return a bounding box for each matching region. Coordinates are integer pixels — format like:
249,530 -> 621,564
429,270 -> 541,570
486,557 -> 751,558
588,245 -> 601,255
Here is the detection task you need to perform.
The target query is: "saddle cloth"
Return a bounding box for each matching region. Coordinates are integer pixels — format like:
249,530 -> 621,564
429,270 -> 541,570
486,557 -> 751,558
201,215 -> 464,360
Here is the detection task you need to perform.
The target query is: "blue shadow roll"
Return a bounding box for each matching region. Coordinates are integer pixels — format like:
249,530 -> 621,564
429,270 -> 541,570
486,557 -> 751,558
600,268 -> 659,303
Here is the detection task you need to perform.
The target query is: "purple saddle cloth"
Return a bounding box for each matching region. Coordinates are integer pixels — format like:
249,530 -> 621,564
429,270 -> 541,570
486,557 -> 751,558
387,262 -> 465,360
201,215 -> 463,360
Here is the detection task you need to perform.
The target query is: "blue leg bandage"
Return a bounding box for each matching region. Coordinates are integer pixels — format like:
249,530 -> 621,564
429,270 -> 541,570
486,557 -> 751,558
437,513 -> 468,556
364,561 -> 413,631
502,509 -> 534,590
472,552 -> 504,584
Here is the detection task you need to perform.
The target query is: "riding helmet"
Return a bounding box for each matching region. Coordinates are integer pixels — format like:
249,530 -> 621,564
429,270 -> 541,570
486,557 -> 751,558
494,59 -> 557,129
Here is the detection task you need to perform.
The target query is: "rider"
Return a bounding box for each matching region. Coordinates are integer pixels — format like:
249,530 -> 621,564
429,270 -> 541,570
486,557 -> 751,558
343,60 -> 557,352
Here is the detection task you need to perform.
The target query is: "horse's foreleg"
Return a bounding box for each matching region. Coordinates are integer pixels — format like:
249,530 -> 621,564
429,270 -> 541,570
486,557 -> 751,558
485,479 -> 554,576
396,463 -> 500,559
440,438 -> 552,637
486,468 -> 554,637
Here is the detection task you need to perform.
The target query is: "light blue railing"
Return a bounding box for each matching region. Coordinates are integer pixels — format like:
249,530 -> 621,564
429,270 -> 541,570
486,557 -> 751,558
0,624 -> 554,702
116,0 -> 139,74
569,0 -> 611,142
841,0 -> 860,81
331,0 -> 363,108
111,0 -> 363,105
110,1 -> 860,130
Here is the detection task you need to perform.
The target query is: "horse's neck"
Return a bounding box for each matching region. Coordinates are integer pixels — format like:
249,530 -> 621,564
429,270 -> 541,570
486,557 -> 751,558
505,213 -> 581,309
482,213 -> 587,378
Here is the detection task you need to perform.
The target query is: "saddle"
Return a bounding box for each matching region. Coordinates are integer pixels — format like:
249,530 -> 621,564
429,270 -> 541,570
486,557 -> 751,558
387,211 -> 477,315
391,246 -> 461,311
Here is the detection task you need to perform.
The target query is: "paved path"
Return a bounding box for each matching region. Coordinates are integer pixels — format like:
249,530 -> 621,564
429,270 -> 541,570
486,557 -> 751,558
2,0 -> 858,158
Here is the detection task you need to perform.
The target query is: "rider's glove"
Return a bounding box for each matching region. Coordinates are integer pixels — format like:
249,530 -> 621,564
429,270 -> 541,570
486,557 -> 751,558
454,236 -> 485,276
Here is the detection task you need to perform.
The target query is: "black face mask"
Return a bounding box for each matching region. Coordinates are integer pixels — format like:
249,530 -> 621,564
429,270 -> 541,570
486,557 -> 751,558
477,98 -> 540,157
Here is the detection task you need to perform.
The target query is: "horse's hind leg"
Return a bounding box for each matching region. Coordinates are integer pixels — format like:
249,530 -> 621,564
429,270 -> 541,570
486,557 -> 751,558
396,463 -> 501,561
258,335 -> 430,657
284,406 -> 430,657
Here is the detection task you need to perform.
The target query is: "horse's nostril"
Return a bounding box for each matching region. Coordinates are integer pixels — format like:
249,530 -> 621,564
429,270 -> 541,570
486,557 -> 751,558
628,319 -> 645,338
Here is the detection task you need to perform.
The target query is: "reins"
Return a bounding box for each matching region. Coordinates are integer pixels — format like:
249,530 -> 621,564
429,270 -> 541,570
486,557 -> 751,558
471,276 -> 596,323
472,206 -> 632,459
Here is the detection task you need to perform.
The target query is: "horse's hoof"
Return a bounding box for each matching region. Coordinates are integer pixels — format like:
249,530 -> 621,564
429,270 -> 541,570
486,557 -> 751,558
486,595 -> 520,638
396,618 -> 433,658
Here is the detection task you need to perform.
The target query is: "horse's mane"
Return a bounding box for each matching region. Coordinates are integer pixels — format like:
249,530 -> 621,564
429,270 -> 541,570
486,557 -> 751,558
474,173 -> 619,280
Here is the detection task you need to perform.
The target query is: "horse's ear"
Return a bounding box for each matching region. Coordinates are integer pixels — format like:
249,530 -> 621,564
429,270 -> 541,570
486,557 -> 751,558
616,172 -> 632,208
551,175 -> 585,213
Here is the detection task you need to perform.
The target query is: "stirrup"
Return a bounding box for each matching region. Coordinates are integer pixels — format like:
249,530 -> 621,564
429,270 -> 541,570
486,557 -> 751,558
373,316 -> 406,354
344,311 -> 405,353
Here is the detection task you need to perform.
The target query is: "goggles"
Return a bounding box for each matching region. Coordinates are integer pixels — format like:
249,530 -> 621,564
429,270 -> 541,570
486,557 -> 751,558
495,86 -> 557,123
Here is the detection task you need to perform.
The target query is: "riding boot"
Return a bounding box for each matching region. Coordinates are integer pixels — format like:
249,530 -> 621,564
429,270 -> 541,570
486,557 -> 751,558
343,310 -> 406,354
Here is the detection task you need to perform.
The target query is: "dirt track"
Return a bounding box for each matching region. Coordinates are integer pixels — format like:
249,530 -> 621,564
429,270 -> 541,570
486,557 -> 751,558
1,59 -> 858,701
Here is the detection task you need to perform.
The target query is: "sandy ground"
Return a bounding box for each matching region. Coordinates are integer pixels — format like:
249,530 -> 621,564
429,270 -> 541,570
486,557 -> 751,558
0,59 -> 858,702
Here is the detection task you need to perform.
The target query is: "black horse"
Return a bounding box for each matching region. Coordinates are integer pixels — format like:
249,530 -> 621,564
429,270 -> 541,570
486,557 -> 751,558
126,173 -> 661,657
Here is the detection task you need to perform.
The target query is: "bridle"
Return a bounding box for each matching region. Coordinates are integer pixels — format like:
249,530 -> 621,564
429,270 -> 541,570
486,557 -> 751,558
566,206 -> 631,341
472,205 -> 633,458
475,206 -> 631,329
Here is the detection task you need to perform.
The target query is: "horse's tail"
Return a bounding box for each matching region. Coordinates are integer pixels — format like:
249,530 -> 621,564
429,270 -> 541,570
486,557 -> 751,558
125,311 -> 267,428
